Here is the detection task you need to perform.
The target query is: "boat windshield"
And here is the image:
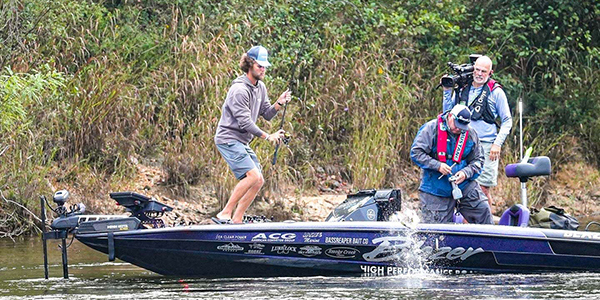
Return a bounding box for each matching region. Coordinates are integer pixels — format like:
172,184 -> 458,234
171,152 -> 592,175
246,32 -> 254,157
327,195 -> 373,221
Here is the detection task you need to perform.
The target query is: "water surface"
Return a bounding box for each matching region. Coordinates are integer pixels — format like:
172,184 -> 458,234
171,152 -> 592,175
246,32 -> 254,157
1,235 -> 600,299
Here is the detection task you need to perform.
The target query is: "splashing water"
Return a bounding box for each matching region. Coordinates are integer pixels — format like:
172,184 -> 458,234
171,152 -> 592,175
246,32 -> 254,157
365,208 -> 434,274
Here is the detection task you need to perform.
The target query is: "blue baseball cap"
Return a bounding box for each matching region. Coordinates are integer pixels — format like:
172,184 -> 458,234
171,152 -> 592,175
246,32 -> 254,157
247,46 -> 271,67
450,104 -> 472,131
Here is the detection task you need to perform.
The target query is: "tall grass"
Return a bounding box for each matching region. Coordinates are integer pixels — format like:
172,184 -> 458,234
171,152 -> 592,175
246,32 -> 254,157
1,0 -> 599,236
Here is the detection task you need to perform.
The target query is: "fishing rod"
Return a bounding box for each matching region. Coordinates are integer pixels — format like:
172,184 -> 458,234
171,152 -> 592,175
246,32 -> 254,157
271,0 -> 360,166
271,67 -> 295,165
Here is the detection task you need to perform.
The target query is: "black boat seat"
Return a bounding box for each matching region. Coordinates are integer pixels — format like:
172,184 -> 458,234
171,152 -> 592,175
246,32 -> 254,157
499,204 -> 530,227
505,156 -> 551,181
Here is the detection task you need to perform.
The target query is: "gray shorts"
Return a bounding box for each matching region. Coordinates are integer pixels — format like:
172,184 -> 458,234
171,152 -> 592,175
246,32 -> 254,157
216,141 -> 261,180
476,141 -> 499,187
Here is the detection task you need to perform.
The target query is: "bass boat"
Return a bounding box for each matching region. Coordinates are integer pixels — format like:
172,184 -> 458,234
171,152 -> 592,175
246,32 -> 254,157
41,156 -> 600,278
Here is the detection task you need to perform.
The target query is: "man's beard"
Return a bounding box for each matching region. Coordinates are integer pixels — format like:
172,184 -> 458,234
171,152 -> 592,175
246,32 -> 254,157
250,70 -> 264,81
473,75 -> 488,85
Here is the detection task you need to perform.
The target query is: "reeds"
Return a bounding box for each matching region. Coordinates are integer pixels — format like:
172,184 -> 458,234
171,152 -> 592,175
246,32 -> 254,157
1,0 -> 599,236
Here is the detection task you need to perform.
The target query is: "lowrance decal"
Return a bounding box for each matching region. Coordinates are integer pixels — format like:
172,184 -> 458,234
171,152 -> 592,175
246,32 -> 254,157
271,245 -> 297,254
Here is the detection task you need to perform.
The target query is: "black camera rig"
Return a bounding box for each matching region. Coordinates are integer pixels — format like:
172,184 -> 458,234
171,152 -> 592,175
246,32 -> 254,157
440,54 -> 481,89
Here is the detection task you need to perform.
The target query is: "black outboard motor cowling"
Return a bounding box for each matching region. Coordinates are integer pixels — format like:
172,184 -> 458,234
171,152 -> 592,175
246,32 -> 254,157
325,189 -> 402,222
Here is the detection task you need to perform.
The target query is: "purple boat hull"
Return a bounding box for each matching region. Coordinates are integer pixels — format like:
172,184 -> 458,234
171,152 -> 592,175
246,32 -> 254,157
75,221 -> 600,277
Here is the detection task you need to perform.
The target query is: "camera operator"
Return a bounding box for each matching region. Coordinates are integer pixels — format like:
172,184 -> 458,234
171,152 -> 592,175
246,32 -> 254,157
442,55 -> 512,214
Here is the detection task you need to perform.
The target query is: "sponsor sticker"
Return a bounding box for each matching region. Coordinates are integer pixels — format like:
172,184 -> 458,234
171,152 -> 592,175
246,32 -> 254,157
325,247 -> 360,259
217,243 -> 244,252
325,236 -> 369,245
252,233 -> 297,242
106,224 -> 129,231
245,243 -> 266,255
215,234 -> 247,241
249,243 -> 265,250
302,232 -> 323,243
367,209 -> 376,220
298,245 -> 322,257
270,245 -> 297,254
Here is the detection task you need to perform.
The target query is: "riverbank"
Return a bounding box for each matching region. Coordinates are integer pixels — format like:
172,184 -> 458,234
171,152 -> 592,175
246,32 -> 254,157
39,158 -> 600,228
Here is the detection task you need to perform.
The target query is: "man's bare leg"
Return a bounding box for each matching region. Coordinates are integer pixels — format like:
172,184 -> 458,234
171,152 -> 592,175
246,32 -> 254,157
481,185 -> 493,214
217,168 -> 262,220
232,170 -> 264,223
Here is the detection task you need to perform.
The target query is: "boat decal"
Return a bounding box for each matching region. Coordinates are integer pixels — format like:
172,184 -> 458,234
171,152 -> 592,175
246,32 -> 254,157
360,265 -> 475,276
363,236 -> 484,262
298,245 -> 322,257
248,243 -> 265,250
106,224 -> 130,231
422,246 -> 484,261
217,242 -> 244,252
302,232 -> 323,243
245,243 -> 266,254
366,209 -> 376,220
215,234 -> 247,241
251,233 -> 296,242
324,236 -> 369,245
325,247 -> 360,259
270,245 -> 297,254
563,232 -> 600,240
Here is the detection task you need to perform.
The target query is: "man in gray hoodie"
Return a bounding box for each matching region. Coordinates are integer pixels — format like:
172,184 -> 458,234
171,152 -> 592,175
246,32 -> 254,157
213,46 -> 291,224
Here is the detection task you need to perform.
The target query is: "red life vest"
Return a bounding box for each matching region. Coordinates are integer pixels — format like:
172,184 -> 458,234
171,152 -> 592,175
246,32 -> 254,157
436,114 -> 469,163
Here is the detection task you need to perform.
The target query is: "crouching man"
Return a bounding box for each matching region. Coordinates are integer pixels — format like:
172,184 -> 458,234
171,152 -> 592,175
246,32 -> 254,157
410,105 -> 493,224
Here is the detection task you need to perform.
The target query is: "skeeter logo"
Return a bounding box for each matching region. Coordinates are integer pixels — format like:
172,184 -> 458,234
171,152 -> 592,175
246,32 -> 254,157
363,236 -> 483,262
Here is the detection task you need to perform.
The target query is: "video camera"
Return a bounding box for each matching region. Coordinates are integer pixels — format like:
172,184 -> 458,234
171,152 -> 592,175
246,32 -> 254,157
440,54 -> 481,89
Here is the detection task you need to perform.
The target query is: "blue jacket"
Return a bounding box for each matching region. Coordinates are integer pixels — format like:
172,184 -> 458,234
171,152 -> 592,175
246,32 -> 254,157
410,116 -> 484,197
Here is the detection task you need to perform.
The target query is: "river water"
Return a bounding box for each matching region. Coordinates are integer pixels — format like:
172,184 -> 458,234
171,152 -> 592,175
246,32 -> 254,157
1,235 -> 600,300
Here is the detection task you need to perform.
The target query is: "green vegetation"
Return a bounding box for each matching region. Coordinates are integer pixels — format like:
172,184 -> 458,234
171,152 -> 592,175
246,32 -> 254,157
1,0 -> 599,235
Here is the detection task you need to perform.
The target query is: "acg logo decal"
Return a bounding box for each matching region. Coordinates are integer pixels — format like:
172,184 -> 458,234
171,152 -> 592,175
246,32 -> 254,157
251,233 -> 297,242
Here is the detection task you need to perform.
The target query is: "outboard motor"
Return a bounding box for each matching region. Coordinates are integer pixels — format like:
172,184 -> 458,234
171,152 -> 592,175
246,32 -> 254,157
325,189 -> 402,222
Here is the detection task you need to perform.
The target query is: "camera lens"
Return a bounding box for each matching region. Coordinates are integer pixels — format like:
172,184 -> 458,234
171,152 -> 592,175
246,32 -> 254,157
441,75 -> 455,88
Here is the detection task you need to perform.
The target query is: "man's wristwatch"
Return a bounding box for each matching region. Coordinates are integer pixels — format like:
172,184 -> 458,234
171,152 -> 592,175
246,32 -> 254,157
277,101 -> 284,106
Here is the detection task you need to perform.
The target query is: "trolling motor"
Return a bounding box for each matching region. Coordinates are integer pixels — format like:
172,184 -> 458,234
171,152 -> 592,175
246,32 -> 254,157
40,190 -> 176,279
40,190 -> 86,279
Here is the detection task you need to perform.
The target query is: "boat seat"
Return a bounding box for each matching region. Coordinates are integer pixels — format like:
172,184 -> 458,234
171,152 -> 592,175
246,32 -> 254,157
505,156 -> 551,182
499,204 -> 530,227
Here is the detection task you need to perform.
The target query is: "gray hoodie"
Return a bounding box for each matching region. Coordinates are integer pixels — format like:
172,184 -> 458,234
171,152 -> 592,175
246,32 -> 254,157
214,75 -> 278,145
